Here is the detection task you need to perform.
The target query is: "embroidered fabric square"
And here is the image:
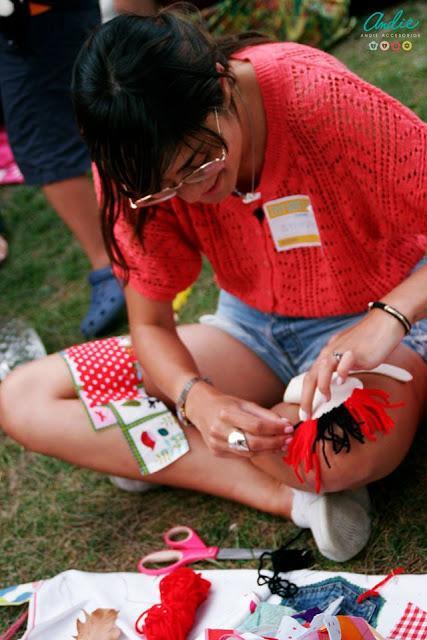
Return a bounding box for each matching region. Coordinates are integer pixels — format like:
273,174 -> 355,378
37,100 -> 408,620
61,336 -> 189,475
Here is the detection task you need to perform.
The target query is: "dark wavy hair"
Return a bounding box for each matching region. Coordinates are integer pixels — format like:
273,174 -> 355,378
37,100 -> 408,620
71,7 -> 269,278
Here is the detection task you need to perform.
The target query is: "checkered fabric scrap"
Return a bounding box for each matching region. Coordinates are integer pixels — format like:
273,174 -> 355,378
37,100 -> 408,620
388,602 -> 427,640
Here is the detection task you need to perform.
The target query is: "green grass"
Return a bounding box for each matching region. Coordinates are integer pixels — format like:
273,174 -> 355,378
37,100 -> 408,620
1,1 -> 426,632
333,0 -> 427,121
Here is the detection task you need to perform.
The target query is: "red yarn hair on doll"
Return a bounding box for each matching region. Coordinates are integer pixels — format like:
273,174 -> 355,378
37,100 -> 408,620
284,387 -> 404,493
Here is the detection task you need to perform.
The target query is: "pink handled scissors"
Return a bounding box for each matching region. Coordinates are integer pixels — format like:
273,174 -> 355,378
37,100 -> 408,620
137,525 -> 271,576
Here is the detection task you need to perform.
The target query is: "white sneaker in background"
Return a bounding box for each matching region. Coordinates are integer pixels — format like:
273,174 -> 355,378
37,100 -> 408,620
109,476 -> 158,493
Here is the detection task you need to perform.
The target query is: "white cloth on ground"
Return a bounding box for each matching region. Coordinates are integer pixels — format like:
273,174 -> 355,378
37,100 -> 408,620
18,569 -> 427,640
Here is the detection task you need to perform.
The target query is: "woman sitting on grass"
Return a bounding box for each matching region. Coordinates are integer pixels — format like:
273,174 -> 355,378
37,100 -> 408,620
0,9 -> 426,562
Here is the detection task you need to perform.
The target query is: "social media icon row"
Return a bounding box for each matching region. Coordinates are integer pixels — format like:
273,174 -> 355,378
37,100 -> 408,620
368,40 -> 413,51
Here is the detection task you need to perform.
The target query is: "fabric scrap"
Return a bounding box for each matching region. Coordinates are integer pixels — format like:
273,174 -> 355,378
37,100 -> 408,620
388,602 -> 427,640
62,336 -> 189,475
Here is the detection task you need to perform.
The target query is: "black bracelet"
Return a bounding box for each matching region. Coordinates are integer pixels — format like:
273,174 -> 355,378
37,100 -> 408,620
368,301 -> 412,335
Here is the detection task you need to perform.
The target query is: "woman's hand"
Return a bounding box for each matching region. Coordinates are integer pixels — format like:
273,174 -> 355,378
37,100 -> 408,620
299,309 -> 407,419
185,383 -> 294,458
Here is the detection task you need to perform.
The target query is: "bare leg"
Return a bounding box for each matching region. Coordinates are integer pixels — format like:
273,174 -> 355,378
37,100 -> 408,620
138,329 -> 427,494
114,0 -> 159,14
0,234 -> 7,262
1,323 -> 425,528
0,326 -> 292,517
43,176 -> 108,270
0,210 -> 7,262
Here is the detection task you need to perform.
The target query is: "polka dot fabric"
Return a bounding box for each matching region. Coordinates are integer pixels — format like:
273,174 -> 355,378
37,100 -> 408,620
66,337 -> 140,408
62,336 -> 190,472
102,42 -> 426,318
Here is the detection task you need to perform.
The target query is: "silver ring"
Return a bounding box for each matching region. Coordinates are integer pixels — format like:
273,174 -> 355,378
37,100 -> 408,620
332,351 -> 344,363
227,429 -> 250,452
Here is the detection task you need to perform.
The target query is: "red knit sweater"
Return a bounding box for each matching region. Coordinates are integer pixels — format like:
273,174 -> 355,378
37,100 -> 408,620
113,43 -> 427,317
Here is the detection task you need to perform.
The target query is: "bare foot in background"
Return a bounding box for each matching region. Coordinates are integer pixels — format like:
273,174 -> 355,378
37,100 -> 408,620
0,234 -> 7,263
0,212 -> 7,264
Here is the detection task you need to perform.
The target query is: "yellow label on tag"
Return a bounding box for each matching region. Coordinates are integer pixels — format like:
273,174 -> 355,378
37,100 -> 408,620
265,197 -> 311,218
263,195 -> 321,252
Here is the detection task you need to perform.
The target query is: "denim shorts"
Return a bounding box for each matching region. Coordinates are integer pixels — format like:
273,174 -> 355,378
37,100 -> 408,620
200,257 -> 427,386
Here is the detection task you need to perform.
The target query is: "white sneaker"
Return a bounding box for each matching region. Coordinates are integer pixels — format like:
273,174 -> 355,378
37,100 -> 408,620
109,475 -> 158,493
348,486 -> 371,512
292,488 -> 371,562
309,491 -> 371,562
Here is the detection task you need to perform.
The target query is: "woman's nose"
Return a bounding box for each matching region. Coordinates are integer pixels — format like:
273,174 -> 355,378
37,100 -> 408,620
178,180 -> 209,203
179,171 -> 220,204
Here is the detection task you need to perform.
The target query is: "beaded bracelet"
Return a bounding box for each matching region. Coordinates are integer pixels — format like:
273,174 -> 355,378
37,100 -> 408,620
368,301 -> 412,335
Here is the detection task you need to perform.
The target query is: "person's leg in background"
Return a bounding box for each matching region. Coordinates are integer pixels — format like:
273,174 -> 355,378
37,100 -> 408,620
0,2 -> 125,336
113,0 -> 159,15
43,177 -> 108,272
0,94 -> 8,263
0,209 -> 7,263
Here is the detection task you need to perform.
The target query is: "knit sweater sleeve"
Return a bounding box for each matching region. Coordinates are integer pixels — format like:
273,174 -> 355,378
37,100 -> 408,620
330,71 -> 427,239
91,165 -> 202,301
113,205 -> 203,301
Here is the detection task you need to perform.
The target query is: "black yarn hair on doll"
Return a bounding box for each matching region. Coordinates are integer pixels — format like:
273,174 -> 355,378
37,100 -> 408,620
284,387 -> 403,493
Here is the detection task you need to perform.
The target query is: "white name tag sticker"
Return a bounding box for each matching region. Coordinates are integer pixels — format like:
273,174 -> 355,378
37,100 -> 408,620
263,194 -> 321,252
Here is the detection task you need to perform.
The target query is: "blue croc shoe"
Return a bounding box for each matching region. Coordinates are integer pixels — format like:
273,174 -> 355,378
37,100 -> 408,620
80,265 -> 126,338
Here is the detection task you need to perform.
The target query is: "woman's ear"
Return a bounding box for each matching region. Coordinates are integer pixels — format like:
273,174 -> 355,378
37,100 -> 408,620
215,62 -> 232,110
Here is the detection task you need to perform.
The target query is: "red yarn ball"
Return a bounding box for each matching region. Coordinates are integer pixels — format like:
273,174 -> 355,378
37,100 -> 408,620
136,568 -> 211,640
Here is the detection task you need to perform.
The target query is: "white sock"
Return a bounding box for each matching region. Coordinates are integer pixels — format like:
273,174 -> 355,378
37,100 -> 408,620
349,486 -> 371,512
291,489 -> 318,528
291,487 -> 371,526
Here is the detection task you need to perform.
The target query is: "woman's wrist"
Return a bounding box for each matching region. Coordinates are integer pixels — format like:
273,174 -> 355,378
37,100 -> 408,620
367,304 -> 409,339
368,301 -> 411,335
379,295 -> 417,325
379,265 -> 427,324
175,376 -> 209,427
184,381 -> 222,427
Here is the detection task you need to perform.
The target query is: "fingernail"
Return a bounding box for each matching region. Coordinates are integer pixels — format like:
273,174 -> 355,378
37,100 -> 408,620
299,408 -> 310,422
282,437 -> 293,451
284,425 -> 294,434
336,376 -> 344,386
280,416 -> 291,424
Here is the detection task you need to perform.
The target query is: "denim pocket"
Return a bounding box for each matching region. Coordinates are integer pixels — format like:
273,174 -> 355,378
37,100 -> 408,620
281,577 -> 384,626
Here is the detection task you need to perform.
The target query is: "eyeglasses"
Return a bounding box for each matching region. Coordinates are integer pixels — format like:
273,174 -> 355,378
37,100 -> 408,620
129,109 -> 226,208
